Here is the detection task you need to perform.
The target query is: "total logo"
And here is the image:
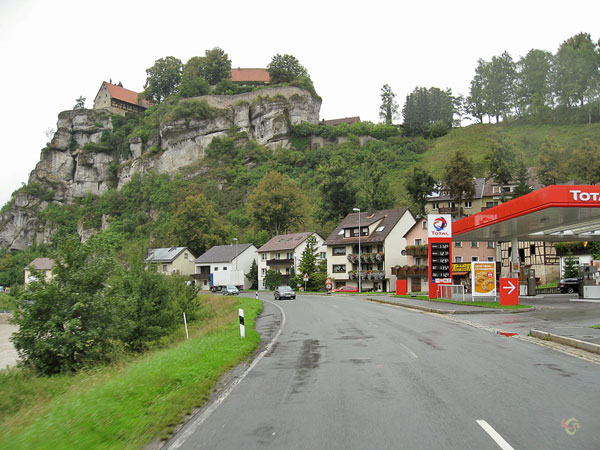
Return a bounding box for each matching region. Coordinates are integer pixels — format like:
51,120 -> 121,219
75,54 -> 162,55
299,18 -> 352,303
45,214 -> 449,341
570,190 -> 600,202
433,217 -> 447,231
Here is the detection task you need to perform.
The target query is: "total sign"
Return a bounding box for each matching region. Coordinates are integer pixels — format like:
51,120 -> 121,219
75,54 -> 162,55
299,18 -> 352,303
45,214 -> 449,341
428,214 -> 452,238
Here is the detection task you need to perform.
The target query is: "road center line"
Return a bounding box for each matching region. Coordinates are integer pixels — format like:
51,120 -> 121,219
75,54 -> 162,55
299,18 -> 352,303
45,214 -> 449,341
166,299 -> 286,450
476,420 -> 516,450
400,343 -> 418,359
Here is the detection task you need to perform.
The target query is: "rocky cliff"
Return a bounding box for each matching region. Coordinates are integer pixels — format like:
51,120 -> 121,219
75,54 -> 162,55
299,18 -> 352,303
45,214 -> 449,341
0,87 -> 321,250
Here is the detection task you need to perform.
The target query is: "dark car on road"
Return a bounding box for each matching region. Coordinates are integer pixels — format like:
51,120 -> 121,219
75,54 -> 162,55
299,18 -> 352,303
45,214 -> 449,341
558,278 -> 579,294
274,286 -> 296,300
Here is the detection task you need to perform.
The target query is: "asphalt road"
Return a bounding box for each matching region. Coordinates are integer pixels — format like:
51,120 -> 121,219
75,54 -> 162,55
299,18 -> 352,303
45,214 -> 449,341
167,293 -> 600,450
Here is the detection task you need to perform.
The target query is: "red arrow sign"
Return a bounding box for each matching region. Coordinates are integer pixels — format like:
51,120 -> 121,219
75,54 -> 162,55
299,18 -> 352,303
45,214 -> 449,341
500,278 -> 519,306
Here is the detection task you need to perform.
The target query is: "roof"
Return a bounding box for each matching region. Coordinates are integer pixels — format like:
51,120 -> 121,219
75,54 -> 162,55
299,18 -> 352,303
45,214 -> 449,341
427,178 -> 486,201
258,232 -> 319,252
146,247 -> 191,263
99,82 -> 152,108
320,117 -> 361,126
324,208 -> 412,246
27,258 -> 55,271
196,243 -> 255,263
453,185 -> 600,242
230,68 -> 270,83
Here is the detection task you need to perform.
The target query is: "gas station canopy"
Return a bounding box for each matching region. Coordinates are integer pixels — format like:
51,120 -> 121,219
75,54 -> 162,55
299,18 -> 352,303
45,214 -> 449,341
453,185 -> 600,242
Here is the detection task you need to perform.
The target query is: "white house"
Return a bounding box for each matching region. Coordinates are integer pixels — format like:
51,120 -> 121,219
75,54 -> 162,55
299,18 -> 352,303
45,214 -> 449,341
194,243 -> 257,290
146,247 -> 196,276
257,232 -> 326,289
324,208 -> 416,292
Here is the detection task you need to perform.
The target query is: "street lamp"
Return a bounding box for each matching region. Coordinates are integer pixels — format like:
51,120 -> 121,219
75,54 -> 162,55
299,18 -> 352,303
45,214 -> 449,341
352,207 -> 361,293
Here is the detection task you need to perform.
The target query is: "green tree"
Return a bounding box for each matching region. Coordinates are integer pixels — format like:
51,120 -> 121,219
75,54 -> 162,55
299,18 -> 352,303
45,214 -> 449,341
264,269 -> 283,290
573,139 -> 600,183
11,238 -> 122,374
142,56 -> 182,103
247,171 -> 307,235
466,59 -> 488,123
166,194 -> 226,257
512,163 -> 532,198
358,156 -> 394,210
295,235 -> 325,291
563,251 -> 579,278
245,259 -> 258,290
536,137 -> 568,186
316,156 -> 358,224
405,167 -> 436,216
485,135 -> 517,202
402,87 -> 455,136
486,51 -> 517,121
379,84 -> 399,125
516,49 -> 553,117
443,150 -> 475,216
202,47 -> 232,85
180,56 -> 210,98
267,54 -> 308,83
73,96 -> 86,110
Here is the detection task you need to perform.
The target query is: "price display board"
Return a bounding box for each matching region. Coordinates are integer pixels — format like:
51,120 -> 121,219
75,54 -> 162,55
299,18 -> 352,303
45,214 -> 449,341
430,242 -> 451,280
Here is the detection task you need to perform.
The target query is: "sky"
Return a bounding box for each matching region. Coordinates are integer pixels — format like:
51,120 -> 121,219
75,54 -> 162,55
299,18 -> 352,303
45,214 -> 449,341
0,0 -> 599,206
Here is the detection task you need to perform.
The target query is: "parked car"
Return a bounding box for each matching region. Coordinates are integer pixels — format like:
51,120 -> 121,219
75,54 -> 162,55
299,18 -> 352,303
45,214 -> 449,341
558,278 -> 579,294
274,286 -> 296,300
222,285 -> 239,295
331,285 -> 359,293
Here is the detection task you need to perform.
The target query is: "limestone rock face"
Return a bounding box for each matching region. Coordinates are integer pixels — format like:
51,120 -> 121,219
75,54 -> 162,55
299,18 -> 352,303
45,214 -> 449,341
0,87 -> 321,250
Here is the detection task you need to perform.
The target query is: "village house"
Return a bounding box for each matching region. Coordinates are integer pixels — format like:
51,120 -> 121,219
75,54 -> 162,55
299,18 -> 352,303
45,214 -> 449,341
324,208 -> 415,292
257,232 -> 325,289
24,258 -> 56,284
93,81 -> 152,115
145,247 -> 196,276
194,243 -> 257,291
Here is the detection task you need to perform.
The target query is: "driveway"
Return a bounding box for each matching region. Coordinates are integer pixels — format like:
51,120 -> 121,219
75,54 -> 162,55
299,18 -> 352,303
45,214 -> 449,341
0,322 -> 18,369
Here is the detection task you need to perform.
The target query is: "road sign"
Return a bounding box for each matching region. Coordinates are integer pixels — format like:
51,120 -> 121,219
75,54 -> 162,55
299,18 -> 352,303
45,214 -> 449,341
500,278 -> 519,306
303,273 -> 309,282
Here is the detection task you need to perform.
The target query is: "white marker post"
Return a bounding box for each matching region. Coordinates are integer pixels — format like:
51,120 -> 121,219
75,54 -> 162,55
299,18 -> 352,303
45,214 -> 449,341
183,312 -> 189,340
239,308 -> 245,338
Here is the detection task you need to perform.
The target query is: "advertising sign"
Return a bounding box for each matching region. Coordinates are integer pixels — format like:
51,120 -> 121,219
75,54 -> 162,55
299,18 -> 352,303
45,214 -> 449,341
452,262 -> 472,272
428,214 -> 452,238
471,262 -> 496,297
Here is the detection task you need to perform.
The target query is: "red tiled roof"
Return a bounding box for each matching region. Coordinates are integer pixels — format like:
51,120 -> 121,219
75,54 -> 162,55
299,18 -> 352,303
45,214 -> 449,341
231,68 -> 270,83
320,117 -> 361,126
258,232 -> 316,252
27,258 -> 55,271
104,82 -> 151,107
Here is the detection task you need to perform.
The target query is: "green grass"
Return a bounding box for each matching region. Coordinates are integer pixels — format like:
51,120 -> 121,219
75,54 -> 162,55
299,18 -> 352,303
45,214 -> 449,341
392,294 -> 530,309
592,324 -> 600,329
0,295 -> 262,449
537,281 -> 558,289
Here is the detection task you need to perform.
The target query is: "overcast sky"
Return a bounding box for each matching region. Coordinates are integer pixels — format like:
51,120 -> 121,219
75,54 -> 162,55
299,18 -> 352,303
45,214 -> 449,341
0,0 -> 598,206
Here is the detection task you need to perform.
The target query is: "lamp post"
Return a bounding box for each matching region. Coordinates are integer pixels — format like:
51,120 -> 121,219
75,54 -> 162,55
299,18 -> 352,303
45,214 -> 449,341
353,207 -> 361,293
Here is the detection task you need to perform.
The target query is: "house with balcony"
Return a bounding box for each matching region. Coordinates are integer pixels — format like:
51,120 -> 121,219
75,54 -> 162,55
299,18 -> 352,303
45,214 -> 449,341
257,232 -> 325,289
324,208 -> 416,292
145,247 -> 196,276
193,243 -> 257,290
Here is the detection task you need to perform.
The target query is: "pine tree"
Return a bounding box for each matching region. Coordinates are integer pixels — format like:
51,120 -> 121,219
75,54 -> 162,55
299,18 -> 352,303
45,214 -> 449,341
563,251 -> 579,278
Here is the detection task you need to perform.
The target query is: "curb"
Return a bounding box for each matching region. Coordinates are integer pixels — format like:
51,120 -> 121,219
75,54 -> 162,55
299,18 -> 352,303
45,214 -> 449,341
366,298 -> 534,315
530,329 -> 600,355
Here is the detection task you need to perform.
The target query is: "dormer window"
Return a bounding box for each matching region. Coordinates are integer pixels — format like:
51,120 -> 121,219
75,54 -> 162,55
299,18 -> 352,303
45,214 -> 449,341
376,225 -> 385,232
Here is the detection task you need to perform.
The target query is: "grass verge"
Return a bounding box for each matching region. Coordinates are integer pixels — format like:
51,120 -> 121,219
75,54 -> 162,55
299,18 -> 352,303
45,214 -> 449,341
0,294 -> 262,449
592,324 -> 600,329
0,292 -> 16,311
392,295 -> 531,309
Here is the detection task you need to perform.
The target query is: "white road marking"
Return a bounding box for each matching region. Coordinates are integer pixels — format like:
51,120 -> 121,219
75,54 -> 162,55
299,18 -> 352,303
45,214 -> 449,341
476,420 -> 516,450
166,299 -> 286,450
400,343 -> 418,359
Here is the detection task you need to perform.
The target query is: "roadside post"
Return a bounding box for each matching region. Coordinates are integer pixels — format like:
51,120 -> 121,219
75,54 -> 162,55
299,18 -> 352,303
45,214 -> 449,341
183,312 -> 189,340
239,308 -> 245,338
303,273 -> 309,292
500,278 -> 519,306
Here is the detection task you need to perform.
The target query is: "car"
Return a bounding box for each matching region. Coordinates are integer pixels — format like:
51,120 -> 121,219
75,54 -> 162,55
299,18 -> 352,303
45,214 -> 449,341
331,285 -> 359,293
274,285 -> 296,300
222,285 -> 239,295
558,278 -> 579,294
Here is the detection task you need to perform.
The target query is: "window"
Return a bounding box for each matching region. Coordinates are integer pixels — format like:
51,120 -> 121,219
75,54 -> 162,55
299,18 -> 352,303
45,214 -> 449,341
261,253 -> 267,261
286,252 -> 293,259
487,241 -> 495,249
377,245 -> 384,252
471,241 -> 479,248
449,202 -> 456,208
285,267 -> 290,274
223,267 -> 227,271
344,229 -> 351,238
488,257 -> 495,262
454,256 -> 463,263
471,256 -> 479,262
486,201 -> 498,208
415,257 -> 422,265
415,239 -> 422,246
162,264 -> 167,272
276,253 -> 281,259
261,268 -> 266,276
320,252 -> 326,259
203,280 -> 207,285
493,186 -> 500,193
376,225 -> 385,232
432,202 -> 439,210
338,229 -> 344,235
530,244 -> 536,255
455,241 -> 462,247
422,220 -> 427,229
361,227 -> 369,236
184,252 -> 188,260
214,267 -> 219,271
464,201 -> 472,208
333,247 -> 346,256
333,264 -> 346,273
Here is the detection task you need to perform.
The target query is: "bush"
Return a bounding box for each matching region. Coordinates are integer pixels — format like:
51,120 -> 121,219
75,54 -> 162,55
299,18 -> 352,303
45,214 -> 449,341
264,270 -> 283,290
165,99 -> 215,122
